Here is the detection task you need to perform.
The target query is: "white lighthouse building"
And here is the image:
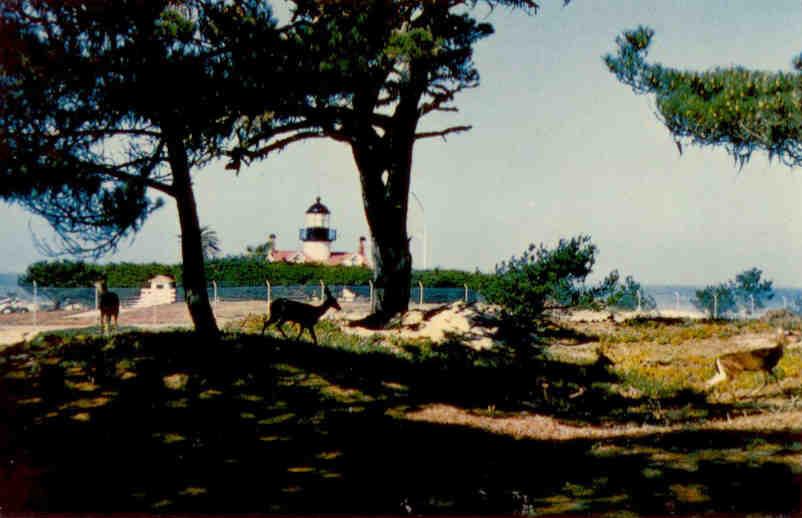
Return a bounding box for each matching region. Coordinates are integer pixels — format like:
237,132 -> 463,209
300,196 -> 336,262
266,196 -> 371,267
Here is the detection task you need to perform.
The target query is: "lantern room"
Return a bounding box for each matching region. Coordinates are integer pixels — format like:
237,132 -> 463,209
299,196 -> 337,262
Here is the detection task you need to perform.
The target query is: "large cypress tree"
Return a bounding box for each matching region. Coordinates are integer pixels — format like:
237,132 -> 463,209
0,0 -> 285,335
230,0 -> 543,326
606,26 -> 802,169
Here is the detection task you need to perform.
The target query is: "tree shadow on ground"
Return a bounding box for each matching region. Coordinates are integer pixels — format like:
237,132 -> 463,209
0,330 -> 799,514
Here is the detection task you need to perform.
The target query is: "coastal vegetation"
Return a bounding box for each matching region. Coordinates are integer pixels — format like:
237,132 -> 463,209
17,259 -> 487,290
692,268 -> 775,318
481,235 -> 655,337
3,311 -> 802,513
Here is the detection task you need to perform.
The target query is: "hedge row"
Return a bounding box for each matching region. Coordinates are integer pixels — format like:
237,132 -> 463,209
19,259 -> 489,288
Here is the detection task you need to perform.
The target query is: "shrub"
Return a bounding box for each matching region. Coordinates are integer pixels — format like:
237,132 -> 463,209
732,267 -> 774,314
692,284 -> 737,318
19,258 -> 487,288
481,235 -> 597,335
595,270 -> 656,311
691,267 -> 774,318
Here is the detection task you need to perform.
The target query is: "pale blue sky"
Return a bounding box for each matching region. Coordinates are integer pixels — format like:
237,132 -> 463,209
3,1 -> 802,286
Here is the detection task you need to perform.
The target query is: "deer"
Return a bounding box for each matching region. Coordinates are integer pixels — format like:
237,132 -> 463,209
706,328 -> 800,393
94,278 -> 120,335
261,286 -> 341,345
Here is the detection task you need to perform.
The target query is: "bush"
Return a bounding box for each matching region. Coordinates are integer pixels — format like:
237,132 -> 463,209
691,267 -> 774,318
19,258 -> 487,288
481,235 -> 597,335
692,284 -> 737,318
732,267 -> 774,314
411,269 -> 488,289
595,270 -> 656,311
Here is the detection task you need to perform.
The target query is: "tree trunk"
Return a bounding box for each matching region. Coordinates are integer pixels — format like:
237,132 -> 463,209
346,67 -> 425,328
351,127 -> 415,327
166,132 -> 220,336
370,217 -> 413,318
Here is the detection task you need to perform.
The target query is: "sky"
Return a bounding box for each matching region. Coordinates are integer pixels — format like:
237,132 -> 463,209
3,1 -> 802,287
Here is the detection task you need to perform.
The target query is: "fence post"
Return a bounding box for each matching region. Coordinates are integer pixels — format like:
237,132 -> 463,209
675,291 -> 680,312
713,292 -> 718,319
320,280 -> 325,300
464,283 -> 469,303
369,280 -> 374,311
750,294 -> 755,315
212,280 -> 218,306
418,281 -> 424,305
637,290 -> 642,312
32,280 -> 37,327
95,284 -> 100,327
265,280 -> 272,309
783,296 -> 788,309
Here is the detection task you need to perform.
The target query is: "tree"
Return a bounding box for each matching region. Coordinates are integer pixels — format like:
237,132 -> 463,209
229,0 -> 545,325
0,1 -> 285,335
732,267 -> 774,315
692,284 -> 737,319
200,226 -> 222,260
481,235 -> 598,337
596,270 -> 656,311
690,268 -> 773,318
606,26 -> 802,170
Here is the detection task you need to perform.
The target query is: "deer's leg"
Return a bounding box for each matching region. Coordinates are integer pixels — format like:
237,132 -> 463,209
112,314 -> 118,333
749,371 -> 768,396
706,359 -> 728,388
260,315 -> 272,335
276,322 -> 289,339
296,324 -> 306,342
309,326 -> 318,346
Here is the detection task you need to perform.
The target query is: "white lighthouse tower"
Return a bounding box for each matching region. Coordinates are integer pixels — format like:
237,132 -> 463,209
299,196 -> 337,262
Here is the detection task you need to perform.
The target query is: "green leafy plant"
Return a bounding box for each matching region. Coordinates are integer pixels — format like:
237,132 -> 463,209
692,284 -> 737,319
732,267 -> 774,314
481,235 -> 597,336
595,270 -> 656,311
691,268 -> 774,318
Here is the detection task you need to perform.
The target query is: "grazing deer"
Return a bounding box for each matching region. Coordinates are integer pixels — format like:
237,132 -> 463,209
261,287 -> 341,345
706,328 -> 800,392
94,279 -> 120,335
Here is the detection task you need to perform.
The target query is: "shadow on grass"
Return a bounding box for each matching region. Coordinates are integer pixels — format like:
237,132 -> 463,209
0,330 -> 799,514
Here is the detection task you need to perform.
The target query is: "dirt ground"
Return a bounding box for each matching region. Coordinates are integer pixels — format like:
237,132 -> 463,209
0,300 -> 378,346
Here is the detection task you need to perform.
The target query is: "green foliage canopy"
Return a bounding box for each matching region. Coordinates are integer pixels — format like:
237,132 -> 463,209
481,235 -> 598,335
18,259 -> 487,289
605,26 -> 802,167
0,1 -> 283,254
596,270 -> 657,311
733,267 -> 774,313
691,267 -> 774,318
692,284 -> 737,319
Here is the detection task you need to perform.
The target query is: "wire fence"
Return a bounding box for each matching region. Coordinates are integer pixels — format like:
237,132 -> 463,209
1,282 -> 801,326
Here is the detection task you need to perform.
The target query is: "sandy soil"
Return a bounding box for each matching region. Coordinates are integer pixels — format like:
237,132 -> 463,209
0,299 -> 376,347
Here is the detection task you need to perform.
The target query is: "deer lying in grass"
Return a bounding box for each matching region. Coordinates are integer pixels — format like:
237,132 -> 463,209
94,279 -> 119,335
261,287 -> 341,345
706,328 -> 800,392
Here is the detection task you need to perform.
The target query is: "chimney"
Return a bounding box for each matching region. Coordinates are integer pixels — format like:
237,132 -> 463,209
358,236 -> 366,256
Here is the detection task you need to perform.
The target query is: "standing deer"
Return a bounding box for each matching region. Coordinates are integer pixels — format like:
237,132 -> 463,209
94,279 -> 120,335
261,287 -> 341,345
706,328 -> 800,392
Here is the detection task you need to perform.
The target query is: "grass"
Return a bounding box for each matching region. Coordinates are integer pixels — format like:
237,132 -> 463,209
3,313 -> 802,514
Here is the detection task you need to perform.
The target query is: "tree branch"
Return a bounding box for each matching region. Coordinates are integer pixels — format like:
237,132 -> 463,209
414,125 -> 472,140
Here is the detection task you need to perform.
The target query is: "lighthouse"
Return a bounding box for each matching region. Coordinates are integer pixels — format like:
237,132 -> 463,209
299,196 -> 337,262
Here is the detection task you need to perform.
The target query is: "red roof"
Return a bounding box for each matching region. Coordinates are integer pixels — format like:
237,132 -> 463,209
269,250 -> 368,266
